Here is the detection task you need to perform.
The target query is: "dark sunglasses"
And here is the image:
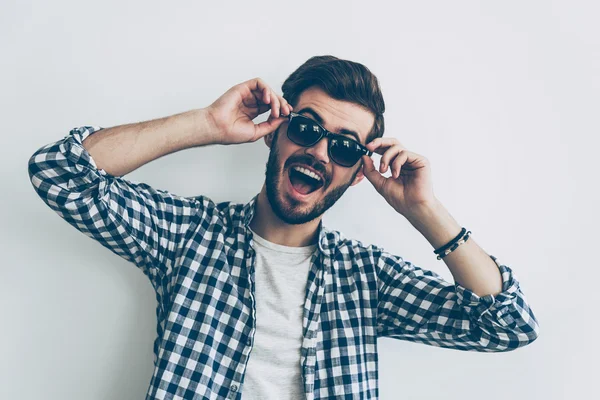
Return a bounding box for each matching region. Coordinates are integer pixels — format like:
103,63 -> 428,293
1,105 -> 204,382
281,112 -> 373,167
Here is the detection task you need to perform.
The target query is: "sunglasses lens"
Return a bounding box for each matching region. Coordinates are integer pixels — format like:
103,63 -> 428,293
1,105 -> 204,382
330,138 -> 362,167
287,115 -> 363,167
288,117 -> 322,146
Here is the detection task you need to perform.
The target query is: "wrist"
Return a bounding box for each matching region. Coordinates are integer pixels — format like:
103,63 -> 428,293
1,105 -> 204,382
404,198 -> 442,223
192,107 -> 222,146
406,200 -> 462,249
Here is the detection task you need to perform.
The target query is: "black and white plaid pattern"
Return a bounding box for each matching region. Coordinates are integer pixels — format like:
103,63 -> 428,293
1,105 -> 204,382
28,126 -> 540,399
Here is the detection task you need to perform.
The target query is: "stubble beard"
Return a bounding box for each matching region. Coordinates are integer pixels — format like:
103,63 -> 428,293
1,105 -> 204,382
264,128 -> 359,225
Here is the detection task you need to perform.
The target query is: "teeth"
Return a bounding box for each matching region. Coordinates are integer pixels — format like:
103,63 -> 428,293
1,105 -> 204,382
292,166 -> 322,182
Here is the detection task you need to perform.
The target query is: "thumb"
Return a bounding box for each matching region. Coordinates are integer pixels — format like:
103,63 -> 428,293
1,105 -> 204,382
254,116 -> 285,141
362,155 -> 387,194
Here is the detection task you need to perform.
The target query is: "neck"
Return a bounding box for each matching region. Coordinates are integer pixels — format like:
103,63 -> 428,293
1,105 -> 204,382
249,184 -> 321,247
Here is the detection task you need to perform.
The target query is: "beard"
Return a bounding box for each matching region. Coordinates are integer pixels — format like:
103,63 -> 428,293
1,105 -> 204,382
264,127 -> 360,225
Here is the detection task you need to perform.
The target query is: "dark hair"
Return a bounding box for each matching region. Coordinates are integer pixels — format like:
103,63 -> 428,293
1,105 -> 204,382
281,55 -> 385,144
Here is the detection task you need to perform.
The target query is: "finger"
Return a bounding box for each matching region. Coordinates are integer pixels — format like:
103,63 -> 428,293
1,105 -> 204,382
247,77 -> 288,117
253,117 -> 286,141
249,77 -> 269,96
245,77 -> 290,119
267,89 -> 280,119
260,86 -> 274,117
279,96 -> 291,116
270,89 -> 281,119
248,88 -> 268,111
275,94 -> 287,116
246,77 -> 269,104
367,137 -> 404,155
390,151 -> 409,178
253,102 -> 272,116
366,138 -> 390,156
380,145 -> 404,173
370,137 -> 404,148
361,155 -> 387,194
247,85 -> 269,109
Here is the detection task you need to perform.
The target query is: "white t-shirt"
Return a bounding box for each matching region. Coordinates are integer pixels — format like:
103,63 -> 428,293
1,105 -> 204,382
241,227 -> 317,399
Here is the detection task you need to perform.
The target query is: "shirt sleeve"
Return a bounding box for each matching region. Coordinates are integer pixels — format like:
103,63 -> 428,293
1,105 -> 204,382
28,125 -> 214,285
374,246 -> 540,352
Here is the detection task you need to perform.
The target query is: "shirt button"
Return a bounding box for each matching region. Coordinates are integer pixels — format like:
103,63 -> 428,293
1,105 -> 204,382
246,338 -> 252,346
231,384 -> 238,392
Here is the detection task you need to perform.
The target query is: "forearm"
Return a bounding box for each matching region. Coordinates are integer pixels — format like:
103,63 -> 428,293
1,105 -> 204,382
405,199 -> 503,297
82,108 -> 218,177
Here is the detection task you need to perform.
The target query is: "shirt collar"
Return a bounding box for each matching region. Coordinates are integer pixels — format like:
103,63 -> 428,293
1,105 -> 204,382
240,193 -> 341,257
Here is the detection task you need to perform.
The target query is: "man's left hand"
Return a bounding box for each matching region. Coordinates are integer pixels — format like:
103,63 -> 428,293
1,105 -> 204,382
362,137 -> 436,217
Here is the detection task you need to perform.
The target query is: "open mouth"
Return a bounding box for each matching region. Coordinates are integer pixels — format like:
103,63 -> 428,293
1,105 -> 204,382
288,165 -> 325,196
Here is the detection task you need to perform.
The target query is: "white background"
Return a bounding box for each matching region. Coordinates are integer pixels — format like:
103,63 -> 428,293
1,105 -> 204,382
2,1 -> 598,399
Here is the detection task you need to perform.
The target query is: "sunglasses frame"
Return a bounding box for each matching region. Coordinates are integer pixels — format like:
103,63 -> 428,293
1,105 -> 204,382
281,111 -> 373,167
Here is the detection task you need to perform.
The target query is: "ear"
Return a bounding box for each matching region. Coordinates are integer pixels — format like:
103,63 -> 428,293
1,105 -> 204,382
264,115 -> 275,148
350,162 -> 366,186
264,132 -> 274,148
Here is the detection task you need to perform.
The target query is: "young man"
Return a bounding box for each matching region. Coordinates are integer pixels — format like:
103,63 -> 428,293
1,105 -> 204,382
28,55 -> 539,400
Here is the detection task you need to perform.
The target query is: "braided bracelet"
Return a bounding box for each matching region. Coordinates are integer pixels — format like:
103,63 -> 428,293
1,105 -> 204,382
434,228 -> 466,254
433,228 -> 469,256
435,230 -> 471,260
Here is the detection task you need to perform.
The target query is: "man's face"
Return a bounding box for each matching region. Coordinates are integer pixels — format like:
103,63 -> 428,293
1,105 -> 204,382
263,86 -> 375,225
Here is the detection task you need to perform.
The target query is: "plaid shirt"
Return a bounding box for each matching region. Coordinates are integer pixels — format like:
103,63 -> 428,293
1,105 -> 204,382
28,126 -> 539,400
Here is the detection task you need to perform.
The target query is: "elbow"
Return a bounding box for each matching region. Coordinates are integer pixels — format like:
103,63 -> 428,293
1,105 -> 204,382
506,306 -> 541,351
469,309 -> 540,353
28,148 -> 47,192
489,318 -> 540,353
27,143 -> 75,206
512,317 -> 540,350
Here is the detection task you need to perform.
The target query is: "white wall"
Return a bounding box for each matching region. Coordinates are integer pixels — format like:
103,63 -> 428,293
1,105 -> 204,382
3,1 -> 598,399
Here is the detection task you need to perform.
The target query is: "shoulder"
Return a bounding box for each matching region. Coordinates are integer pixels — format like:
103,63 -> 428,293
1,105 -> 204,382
327,228 -> 387,270
331,229 -> 384,257
187,194 -> 237,225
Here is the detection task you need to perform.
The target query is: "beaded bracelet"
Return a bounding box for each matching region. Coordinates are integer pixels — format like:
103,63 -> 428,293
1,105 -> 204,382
434,228 -> 471,260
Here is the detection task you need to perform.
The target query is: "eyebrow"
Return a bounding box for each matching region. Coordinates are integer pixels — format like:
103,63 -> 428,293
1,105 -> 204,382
296,107 -> 363,145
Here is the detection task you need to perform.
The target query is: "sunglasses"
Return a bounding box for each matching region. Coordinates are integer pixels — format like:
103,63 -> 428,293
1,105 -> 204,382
281,112 -> 373,167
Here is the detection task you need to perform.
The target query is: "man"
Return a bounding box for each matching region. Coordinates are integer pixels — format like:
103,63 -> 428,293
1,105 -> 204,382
28,55 -> 539,400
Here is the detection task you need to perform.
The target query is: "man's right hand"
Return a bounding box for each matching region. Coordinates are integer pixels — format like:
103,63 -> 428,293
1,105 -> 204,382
204,77 -> 293,145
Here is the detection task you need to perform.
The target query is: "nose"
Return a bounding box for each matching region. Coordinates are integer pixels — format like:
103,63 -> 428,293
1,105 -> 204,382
304,136 -> 330,165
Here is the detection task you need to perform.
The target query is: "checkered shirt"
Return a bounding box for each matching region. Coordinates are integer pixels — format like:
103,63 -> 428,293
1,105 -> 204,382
28,126 -> 540,399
